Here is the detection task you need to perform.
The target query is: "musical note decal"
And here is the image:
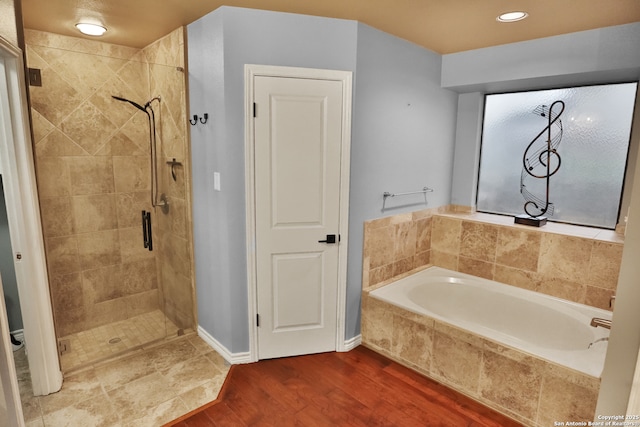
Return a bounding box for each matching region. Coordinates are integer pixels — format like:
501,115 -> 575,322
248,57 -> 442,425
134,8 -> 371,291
520,100 -> 565,218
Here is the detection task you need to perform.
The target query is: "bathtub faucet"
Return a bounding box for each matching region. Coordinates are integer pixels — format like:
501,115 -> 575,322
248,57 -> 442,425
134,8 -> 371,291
590,318 -> 612,329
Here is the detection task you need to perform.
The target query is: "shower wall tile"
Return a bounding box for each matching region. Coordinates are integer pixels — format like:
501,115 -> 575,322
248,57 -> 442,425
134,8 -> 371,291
161,264 -> 194,330
25,29 -> 139,60
28,28 -> 194,340
83,265 -> 124,304
168,197 -> 188,239
119,228 -> 155,262
161,235 -> 192,280
36,129 -> 88,157
28,66 -> 84,126
122,258 -> 158,295
68,157 -> 115,196
71,194 -> 118,233
165,164 -> 187,199
99,132 -> 147,157
116,61 -> 150,103
49,272 -> 84,312
47,50 -> 117,99
35,157 -> 71,198
60,101 -> 118,155
113,156 -> 151,193
77,230 -> 121,270
145,28 -> 195,331
40,197 -> 75,238
87,298 -> 130,329
49,272 -> 86,336
116,192 -> 151,228
30,109 -> 55,143
124,289 -> 160,318
46,236 -> 80,274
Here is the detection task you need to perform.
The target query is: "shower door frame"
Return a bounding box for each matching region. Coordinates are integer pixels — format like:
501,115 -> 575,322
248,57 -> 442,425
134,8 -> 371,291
0,38 -> 62,396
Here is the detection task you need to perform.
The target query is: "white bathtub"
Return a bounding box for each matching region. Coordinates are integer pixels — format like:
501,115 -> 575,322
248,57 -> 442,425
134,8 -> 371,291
369,266 -> 611,377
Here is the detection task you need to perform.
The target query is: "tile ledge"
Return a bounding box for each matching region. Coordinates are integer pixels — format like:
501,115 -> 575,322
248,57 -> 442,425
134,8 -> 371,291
438,211 -> 624,244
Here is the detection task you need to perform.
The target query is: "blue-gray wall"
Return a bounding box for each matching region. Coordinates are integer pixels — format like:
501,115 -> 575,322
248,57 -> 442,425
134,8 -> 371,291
188,6 -> 457,352
348,23 -> 457,337
188,7 -> 359,353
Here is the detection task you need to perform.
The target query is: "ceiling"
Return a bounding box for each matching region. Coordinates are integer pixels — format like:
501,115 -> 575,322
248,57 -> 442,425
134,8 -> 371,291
20,0 -> 640,54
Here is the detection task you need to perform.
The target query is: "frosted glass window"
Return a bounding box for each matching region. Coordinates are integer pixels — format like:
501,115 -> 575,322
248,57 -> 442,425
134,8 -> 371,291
477,83 -> 637,229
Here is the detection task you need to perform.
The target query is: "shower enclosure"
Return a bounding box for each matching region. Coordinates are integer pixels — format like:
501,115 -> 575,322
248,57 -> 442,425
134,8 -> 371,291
25,28 -> 195,372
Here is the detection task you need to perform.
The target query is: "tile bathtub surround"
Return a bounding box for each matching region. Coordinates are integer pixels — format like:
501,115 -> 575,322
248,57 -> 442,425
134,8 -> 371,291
361,293 -> 600,426
17,334 -> 229,427
25,28 -> 195,346
362,207 -> 624,311
362,207 -> 447,289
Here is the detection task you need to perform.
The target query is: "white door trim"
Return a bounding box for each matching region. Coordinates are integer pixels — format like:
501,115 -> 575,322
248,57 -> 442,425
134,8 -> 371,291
244,64 -> 352,362
0,38 -> 62,396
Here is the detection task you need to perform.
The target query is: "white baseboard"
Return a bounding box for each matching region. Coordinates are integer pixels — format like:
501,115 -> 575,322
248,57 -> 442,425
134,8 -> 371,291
197,326 -> 252,365
342,334 -> 362,352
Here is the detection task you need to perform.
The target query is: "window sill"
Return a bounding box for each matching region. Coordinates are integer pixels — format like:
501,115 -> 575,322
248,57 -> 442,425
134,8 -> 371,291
439,210 -> 625,244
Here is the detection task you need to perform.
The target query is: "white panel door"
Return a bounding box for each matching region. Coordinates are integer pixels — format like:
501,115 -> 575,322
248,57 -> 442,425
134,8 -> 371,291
254,75 -> 344,359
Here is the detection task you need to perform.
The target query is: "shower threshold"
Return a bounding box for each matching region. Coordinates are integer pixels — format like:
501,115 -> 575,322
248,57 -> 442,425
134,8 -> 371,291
58,310 -> 185,373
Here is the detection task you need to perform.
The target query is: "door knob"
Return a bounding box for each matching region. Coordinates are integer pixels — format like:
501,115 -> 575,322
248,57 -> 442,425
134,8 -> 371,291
318,234 -> 338,244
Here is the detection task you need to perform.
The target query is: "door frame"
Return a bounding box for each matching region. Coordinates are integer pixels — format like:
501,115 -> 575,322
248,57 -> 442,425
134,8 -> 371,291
0,37 -> 62,396
244,64 -> 352,362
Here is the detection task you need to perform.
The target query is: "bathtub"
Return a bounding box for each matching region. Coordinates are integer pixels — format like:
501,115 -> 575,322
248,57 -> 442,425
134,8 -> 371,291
369,266 -> 611,378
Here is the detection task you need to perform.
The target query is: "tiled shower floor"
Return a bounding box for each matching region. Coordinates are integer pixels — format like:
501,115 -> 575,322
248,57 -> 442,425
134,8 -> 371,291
59,310 -> 182,372
16,333 -> 229,426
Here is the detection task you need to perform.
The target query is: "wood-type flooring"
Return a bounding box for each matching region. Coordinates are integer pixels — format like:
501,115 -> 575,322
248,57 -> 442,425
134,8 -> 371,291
166,345 -> 522,427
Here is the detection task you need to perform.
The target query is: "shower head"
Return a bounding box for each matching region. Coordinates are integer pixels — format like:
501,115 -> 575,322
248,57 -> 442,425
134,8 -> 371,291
112,95 -> 147,113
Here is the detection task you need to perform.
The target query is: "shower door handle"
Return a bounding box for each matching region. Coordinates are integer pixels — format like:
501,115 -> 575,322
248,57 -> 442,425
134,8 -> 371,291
142,211 -> 153,251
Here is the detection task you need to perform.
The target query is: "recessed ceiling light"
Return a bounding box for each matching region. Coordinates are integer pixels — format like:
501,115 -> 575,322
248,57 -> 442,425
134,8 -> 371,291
75,23 -> 107,36
497,11 -> 528,23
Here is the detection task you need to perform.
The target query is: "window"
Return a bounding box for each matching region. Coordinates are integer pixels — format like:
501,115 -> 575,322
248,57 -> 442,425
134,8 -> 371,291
476,83 -> 637,229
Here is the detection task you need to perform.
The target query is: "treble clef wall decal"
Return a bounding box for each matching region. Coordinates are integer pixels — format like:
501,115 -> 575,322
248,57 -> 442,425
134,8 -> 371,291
519,100 -> 565,220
